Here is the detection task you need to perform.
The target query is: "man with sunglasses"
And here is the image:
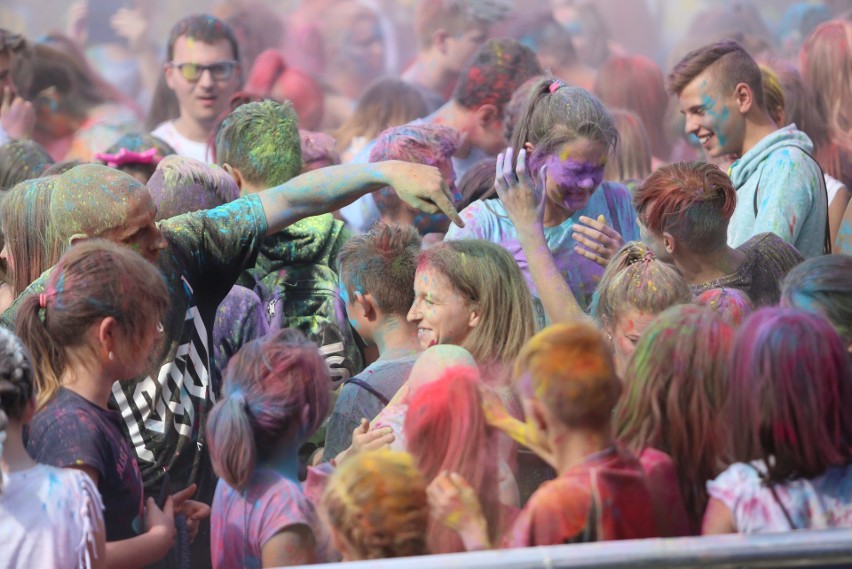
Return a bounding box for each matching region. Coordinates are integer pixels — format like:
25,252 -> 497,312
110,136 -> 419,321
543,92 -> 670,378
0,28 -> 34,145
153,15 -> 241,163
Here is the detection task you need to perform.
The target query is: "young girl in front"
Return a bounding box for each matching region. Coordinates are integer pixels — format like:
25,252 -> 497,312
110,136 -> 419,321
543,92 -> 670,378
704,308 -> 852,533
207,329 -> 335,568
0,327 -> 106,569
19,240 -> 181,569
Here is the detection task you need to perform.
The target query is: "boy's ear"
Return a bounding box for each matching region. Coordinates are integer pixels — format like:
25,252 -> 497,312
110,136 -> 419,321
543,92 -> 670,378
222,164 -> 243,190
474,104 -> 498,128
355,292 -> 380,322
734,82 -> 754,114
433,28 -> 450,54
522,397 -> 550,437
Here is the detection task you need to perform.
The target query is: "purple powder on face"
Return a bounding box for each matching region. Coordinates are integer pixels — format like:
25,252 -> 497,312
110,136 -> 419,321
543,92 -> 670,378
545,156 -> 605,192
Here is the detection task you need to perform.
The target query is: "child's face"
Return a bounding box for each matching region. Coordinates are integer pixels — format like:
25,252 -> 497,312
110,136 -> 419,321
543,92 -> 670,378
542,139 -> 608,215
407,264 -> 477,350
609,308 -> 657,378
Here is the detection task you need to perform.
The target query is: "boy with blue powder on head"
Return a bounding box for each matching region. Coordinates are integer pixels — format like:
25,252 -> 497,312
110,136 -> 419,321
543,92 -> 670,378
323,223 -> 423,461
669,40 -> 828,258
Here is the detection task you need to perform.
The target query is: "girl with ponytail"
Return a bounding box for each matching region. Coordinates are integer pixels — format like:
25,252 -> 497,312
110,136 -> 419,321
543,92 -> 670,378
20,240 -> 207,569
446,77 -> 641,313
0,327 -> 106,569
207,329 -> 335,568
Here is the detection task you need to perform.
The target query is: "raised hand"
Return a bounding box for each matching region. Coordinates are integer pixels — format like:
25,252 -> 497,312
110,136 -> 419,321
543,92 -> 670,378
1,87 -> 35,140
427,471 -> 491,550
494,147 -> 547,232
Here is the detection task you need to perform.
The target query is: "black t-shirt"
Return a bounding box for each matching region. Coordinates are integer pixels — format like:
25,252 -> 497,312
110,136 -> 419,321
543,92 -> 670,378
27,387 -> 144,542
109,195 -> 267,500
690,232 -> 804,307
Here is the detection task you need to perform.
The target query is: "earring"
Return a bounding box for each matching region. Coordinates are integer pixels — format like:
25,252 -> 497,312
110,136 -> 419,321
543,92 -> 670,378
108,351 -> 114,361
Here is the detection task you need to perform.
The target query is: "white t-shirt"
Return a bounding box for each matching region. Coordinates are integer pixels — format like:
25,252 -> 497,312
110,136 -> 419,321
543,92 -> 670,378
825,173 -> 846,206
708,460 -> 852,533
152,120 -> 212,163
0,463 -> 104,569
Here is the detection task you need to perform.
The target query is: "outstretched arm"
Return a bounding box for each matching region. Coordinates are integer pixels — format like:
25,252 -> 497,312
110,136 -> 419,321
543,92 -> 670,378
257,161 -> 462,235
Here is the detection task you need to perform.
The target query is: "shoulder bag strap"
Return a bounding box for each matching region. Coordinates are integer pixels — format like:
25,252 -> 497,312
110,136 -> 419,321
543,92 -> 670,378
343,377 -> 391,406
748,463 -> 797,529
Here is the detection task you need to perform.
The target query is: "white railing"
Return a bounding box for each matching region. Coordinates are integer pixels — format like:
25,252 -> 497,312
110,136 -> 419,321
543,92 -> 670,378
309,528 -> 852,568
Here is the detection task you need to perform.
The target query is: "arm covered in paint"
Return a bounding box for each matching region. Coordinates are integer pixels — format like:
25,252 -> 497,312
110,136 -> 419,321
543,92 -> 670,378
752,150 -> 821,245
494,148 -> 587,323
257,161 -> 462,235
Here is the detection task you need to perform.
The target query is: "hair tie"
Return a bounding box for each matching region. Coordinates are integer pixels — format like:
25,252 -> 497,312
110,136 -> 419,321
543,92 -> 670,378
627,251 -> 655,266
38,293 -> 49,308
95,147 -> 161,168
549,79 -> 565,93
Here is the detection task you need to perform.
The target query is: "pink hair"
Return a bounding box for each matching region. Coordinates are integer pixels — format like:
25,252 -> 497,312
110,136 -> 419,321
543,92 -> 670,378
403,367 -> 502,554
695,287 -> 754,327
246,49 -> 324,130
728,308 -> 852,483
206,329 -> 331,490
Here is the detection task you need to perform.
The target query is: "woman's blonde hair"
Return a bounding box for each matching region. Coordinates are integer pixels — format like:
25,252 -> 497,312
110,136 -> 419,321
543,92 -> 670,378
417,240 -> 535,375
322,449 -> 429,560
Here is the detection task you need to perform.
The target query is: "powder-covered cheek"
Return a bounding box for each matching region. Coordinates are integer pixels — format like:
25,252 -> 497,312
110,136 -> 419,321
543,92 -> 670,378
545,157 -> 605,191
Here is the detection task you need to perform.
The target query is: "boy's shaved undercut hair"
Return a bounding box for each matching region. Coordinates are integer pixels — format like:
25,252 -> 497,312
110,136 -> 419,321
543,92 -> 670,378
337,223 -> 422,318
668,39 -> 766,109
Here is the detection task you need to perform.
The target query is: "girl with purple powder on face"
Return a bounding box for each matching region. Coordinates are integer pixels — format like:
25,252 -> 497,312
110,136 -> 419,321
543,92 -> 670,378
445,77 -> 639,315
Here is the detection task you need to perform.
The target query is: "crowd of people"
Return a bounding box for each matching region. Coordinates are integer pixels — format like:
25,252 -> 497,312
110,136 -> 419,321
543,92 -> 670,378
0,0 -> 851,567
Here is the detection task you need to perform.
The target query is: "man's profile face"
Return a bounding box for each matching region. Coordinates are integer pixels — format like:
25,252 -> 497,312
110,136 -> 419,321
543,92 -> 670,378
678,70 -> 745,158
165,36 -> 241,130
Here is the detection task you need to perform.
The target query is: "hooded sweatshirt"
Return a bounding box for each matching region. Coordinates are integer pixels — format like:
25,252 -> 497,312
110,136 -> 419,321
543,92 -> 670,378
727,124 -> 826,258
237,214 -> 363,383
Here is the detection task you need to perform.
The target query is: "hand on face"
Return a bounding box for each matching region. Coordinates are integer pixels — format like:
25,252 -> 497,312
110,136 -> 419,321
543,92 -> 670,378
494,147 -> 547,232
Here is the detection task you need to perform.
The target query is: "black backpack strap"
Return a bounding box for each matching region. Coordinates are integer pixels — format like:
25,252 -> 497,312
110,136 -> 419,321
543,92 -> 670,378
343,377 -> 391,406
751,144 -> 831,254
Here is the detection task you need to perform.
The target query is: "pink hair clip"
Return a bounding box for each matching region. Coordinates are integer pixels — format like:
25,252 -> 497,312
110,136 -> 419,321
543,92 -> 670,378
549,79 -> 566,93
95,147 -> 161,168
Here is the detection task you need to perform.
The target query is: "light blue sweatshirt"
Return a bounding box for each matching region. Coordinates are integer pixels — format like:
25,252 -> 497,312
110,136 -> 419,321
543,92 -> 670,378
728,124 -> 826,258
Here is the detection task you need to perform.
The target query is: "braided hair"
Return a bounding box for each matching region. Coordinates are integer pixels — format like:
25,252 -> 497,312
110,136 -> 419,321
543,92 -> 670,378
0,328 -> 35,495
